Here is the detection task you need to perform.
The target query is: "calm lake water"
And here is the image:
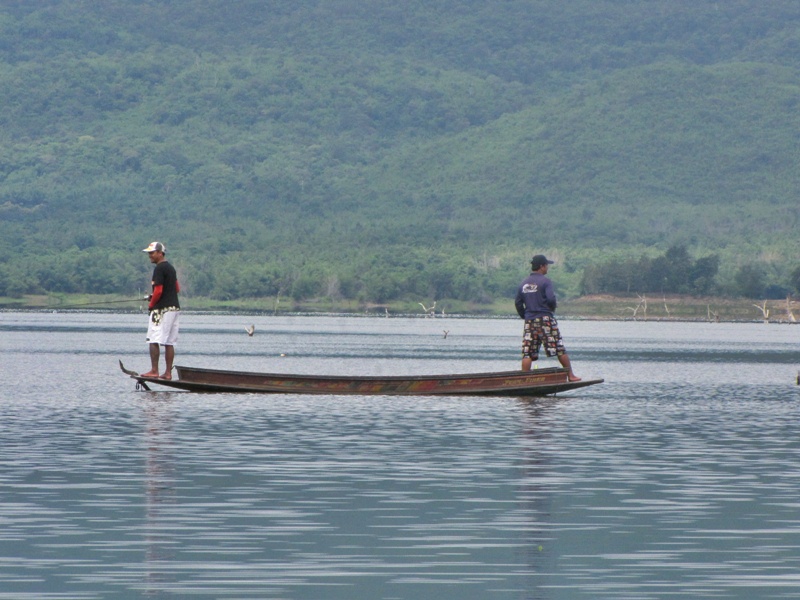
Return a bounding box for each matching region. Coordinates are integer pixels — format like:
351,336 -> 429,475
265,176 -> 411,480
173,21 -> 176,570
1,311 -> 799,599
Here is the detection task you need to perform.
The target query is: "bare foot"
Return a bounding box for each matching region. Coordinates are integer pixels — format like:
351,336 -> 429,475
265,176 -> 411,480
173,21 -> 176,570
568,375 -> 582,382
140,370 -> 159,378
158,372 -> 172,380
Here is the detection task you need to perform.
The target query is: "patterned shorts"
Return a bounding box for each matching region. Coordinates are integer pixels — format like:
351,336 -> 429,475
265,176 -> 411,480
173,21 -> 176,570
522,315 -> 565,359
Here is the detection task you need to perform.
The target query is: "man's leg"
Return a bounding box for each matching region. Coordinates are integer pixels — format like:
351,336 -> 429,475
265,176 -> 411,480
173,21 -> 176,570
558,353 -> 581,382
521,319 -> 543,371
142,343 -> 161,377
162,345 -> 175,379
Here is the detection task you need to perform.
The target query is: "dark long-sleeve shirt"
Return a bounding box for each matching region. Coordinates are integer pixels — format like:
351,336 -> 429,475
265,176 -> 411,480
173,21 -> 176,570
515,272 -> 557,319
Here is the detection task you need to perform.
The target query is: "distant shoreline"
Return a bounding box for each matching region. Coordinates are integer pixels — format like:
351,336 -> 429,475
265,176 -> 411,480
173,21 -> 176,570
3,293 -> 798,324
560,294 -> 799,323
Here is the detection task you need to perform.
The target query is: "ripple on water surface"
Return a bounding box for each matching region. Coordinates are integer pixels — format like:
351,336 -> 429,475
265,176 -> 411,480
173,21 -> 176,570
1,314 -> 799,598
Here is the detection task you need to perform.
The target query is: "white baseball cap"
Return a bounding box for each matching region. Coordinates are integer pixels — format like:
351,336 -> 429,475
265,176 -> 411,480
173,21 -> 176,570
142,241 -> 166,253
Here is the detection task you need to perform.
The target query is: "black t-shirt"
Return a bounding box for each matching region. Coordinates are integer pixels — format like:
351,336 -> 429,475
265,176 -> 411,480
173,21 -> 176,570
152,260 -> 180,310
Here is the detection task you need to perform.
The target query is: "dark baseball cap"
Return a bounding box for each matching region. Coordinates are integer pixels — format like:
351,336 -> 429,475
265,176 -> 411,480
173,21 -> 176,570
530,254 -> 554,268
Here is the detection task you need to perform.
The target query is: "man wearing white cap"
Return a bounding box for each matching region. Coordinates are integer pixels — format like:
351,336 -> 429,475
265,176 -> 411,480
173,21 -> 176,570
141,241 -> 181,379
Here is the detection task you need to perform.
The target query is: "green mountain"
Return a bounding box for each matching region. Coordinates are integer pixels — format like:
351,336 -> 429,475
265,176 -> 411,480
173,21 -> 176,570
2,1 -> 799,304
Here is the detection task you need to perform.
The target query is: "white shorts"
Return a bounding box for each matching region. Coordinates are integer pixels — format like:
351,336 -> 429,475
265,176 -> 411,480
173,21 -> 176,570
146,309 -> 180,346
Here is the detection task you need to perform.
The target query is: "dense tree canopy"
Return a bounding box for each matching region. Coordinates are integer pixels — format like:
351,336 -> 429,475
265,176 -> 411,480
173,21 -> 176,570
581,245 -> 720,296
1,1 -> 799,304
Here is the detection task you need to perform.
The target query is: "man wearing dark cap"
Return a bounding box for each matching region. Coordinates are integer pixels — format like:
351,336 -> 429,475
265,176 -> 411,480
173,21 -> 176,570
515,254 -> 581,381
140,241 -> 181,379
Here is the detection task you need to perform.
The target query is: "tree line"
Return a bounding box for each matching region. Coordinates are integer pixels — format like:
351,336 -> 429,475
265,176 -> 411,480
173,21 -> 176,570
581,245 -> 799,299
3,245 -> 799,304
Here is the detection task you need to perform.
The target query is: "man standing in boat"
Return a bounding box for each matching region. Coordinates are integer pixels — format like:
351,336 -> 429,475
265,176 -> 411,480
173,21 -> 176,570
515,254 -> 581,382
141,241 -> 181,380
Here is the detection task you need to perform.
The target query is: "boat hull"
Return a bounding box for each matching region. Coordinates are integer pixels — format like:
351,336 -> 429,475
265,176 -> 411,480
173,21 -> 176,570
126,364 -> 602,396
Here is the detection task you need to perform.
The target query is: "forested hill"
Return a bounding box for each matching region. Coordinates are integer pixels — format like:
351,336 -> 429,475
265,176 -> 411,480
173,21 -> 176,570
2,1 -> 800,305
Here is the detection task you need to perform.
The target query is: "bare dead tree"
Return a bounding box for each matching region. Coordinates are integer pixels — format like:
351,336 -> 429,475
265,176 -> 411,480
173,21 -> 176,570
625,304 -> 641,320
663,295 -> 671,318
325,275 -> 341,302
707,305 -> 720,322
625,294 -> 648,320
418,301 -> 436,317
637,294 -> 648,319
753,300 -> 770,322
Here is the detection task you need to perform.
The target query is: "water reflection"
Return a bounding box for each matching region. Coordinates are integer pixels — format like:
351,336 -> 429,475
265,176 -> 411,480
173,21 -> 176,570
1,313 -> 800,599
516,398 -> 565,600
143,396 -> 178,596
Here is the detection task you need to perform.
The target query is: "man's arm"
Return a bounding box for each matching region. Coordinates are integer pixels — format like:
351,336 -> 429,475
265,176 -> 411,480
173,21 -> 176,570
514,289 -> 526,318
148,285 -> 163,310
544,280 -> 557,311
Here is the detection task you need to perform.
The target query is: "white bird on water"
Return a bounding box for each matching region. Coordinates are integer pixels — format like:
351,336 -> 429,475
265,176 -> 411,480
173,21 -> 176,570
245,325 -> 255,336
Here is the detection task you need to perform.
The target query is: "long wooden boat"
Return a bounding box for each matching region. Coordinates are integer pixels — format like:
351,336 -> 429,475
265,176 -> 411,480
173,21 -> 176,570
120,361 -> 603,396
